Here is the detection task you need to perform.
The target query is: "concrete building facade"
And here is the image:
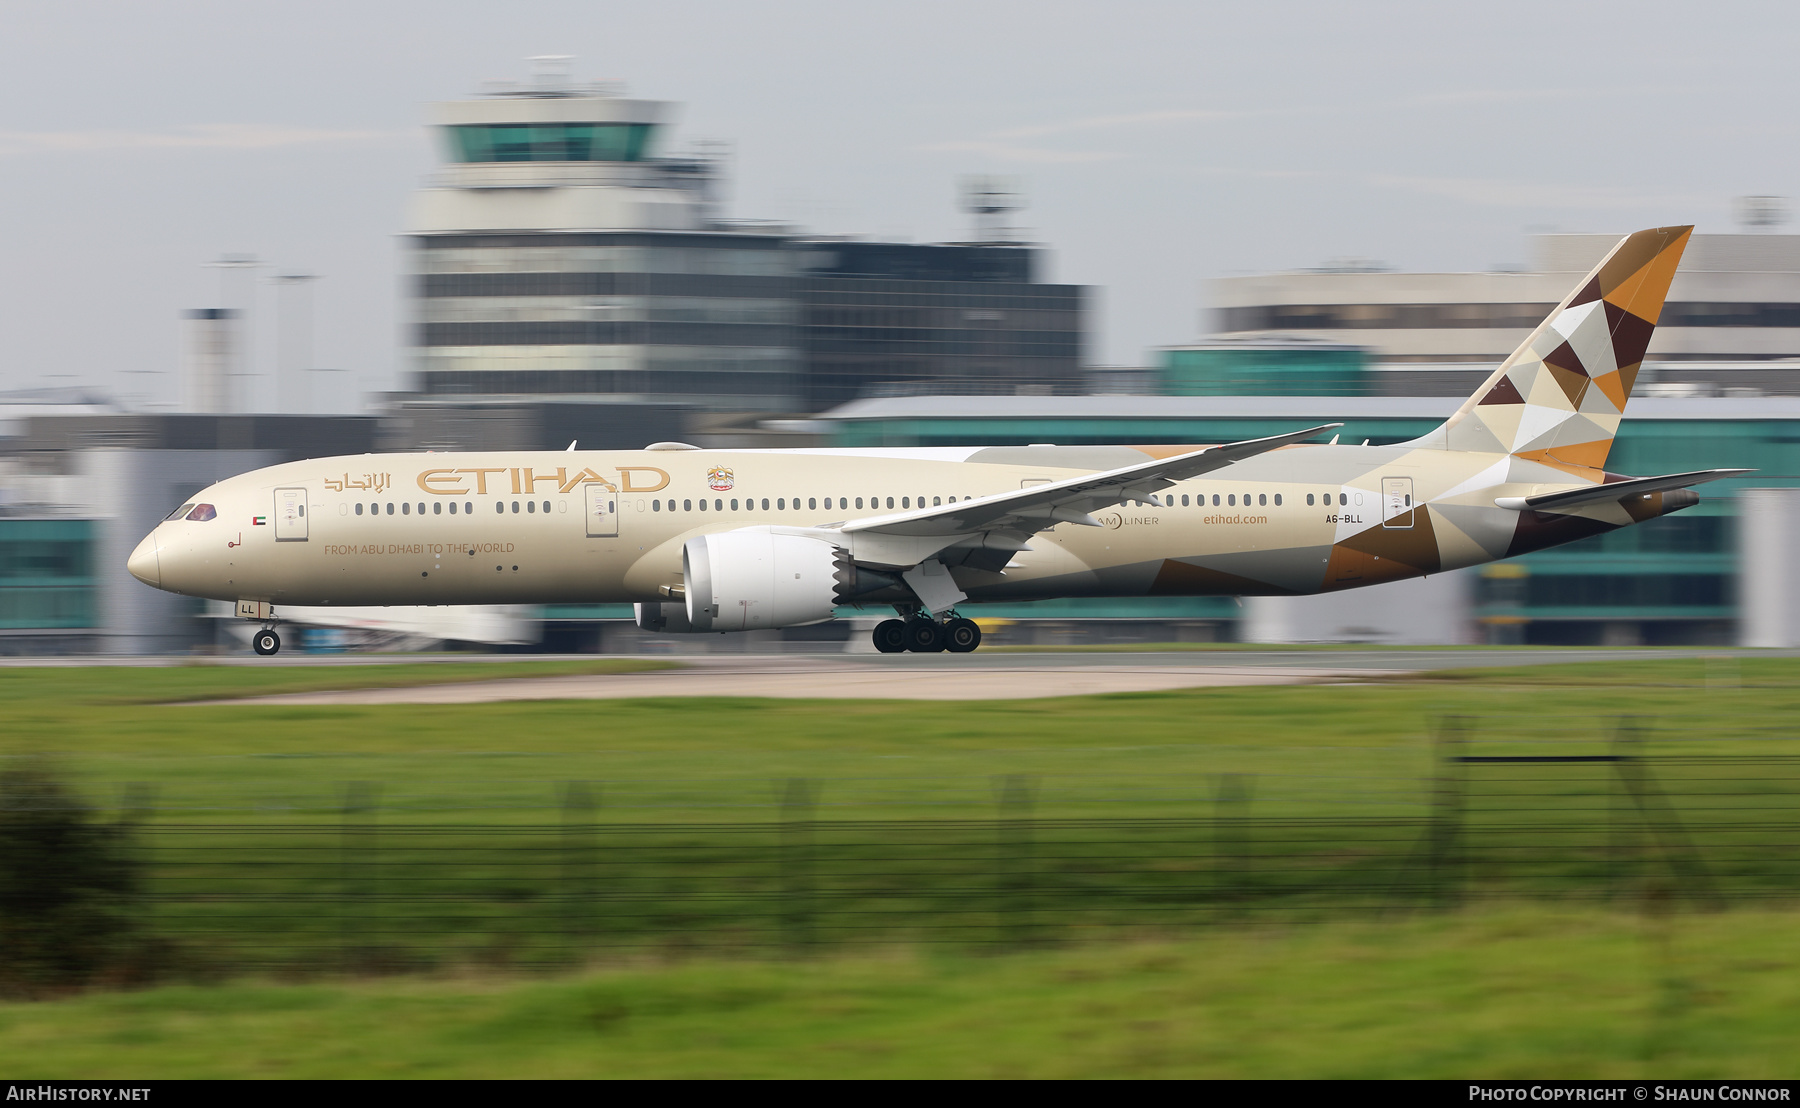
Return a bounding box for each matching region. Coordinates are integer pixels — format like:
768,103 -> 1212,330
407,69 -> 1087,414
1210,233 -> 1800,397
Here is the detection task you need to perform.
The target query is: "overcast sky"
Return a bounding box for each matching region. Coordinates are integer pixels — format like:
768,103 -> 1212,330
2,0 -> 1795,410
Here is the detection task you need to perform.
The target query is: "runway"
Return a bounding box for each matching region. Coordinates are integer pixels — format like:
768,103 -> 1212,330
183,646 -> 1772,705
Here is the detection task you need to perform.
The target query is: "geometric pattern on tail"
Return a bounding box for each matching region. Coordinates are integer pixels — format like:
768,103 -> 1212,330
1440,225 -> 1693,472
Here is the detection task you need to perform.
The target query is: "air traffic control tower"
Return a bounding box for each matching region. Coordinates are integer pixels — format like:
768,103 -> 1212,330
406,60 -> 801,411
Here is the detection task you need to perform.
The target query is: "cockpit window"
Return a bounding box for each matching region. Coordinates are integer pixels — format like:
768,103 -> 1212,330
185,504 -> 217,522
165,503 -> 196,521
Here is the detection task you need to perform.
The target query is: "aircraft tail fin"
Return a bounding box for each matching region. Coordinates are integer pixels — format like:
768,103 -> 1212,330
1422,225 -> 1693,471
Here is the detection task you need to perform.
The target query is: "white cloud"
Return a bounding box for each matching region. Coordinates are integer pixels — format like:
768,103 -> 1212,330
0,123 -> 398,157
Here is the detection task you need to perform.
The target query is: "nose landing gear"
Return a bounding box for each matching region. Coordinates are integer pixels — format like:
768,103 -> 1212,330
871,613 -> 982,654
252,628 -> 282,656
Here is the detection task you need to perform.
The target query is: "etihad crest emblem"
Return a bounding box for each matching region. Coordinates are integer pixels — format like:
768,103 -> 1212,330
707,466 -> 735,492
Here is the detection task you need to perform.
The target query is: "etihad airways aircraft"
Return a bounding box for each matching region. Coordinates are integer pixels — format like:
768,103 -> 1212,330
128,226 -> 1744,656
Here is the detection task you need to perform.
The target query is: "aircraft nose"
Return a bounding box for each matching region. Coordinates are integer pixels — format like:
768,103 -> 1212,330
127,532 -> 160,588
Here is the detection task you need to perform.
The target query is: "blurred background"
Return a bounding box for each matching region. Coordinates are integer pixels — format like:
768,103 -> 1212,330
6,0 -> 1800,655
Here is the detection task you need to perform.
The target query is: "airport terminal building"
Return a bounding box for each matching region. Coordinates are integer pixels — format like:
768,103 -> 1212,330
1210,233 -> 1800,399
406,73 -> 1086,413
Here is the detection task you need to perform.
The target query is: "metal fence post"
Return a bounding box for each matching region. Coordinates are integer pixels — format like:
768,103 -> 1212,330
340,782 -> 377,973
994,774 -> 1037,947
1214,773 -> 1252,912
1430,717 -> 1467,909
561,781 -> 598,964
1610,716 -> 1722,911
778,778 -> 818,952
119,782 -> 154,914
1609,716 -> 1645,903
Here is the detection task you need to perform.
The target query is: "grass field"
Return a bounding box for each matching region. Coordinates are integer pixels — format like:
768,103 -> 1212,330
1,653 -> 1798,1076
0,904 -> 1793,1078
3,654 -> 1793,816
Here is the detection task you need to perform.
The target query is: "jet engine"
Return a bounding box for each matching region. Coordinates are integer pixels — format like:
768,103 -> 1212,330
682,530 -> 842,632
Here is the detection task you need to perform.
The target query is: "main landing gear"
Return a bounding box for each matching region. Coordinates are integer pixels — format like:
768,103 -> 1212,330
252,628 -> 282,656
873,615 -> 981,654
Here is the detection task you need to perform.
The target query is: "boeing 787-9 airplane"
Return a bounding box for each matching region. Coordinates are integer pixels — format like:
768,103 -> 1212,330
128,226 -> 1744,655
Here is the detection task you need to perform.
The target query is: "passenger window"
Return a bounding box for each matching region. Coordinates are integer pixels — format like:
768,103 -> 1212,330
402,503 -> 409,515
762,498 -> 770,510
778,498 -> 785,509
354,503 -> 363,516
511,501 -> 520,513
1212,494 -> 1220,507
447,501 -> 456,514
543,501 -> 551,513
699,499 -> 708,511
713,499 -> 720,511
653,499 -> 661,512
902,497 -> 910,508
495,501 -> 504,513
299,504 -> 306,517
1228,494 -> 1235,507
386,503 -> 394,516
1258,494 -> 1266,506
433,502 -> 442,515
1180,494 -> 1188,506
1307,493 -> 1315,506
730,498 -> 738,510
684,499 -> 692,511
887,497 -> 895,509
856,497 -> 863,509
933,496 -> 941,506
1339,493 -> 1348,506
527,501 -> 536,513
1274,493 -> 1282,506
808,498 -> 816,509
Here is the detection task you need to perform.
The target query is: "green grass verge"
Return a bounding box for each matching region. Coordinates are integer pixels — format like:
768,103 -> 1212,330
35,658 -> 676,705
0,904 -> 1792,1078
2,655 -> 1793,820
2,657 -> 1797,977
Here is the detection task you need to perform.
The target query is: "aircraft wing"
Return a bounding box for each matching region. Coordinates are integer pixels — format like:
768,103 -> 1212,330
840,423 -> 1343,542
1494,468 -> 1752,512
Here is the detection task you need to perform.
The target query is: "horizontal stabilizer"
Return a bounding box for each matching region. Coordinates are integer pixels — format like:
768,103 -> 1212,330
1494,468 -> 1752,512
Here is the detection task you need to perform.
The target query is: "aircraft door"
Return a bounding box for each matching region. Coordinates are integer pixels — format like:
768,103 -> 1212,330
274,488 -> 308,541
1381,477 -> 1415,529
584,483 -> 618,538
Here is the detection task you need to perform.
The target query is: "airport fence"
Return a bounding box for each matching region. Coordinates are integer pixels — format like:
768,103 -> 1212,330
7,716 -> 1800,979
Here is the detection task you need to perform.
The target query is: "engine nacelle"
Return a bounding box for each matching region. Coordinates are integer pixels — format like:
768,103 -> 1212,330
633,601 -> 696,633
683,530 -> 841,632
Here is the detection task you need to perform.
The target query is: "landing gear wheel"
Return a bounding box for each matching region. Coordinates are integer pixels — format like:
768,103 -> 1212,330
944,618 -> 981,653
906,619 -> 945,653
252,629 -> 281,656
873,619 -> 909,654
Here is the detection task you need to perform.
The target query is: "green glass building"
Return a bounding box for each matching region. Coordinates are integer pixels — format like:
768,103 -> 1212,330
817,394 -> 1795,645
